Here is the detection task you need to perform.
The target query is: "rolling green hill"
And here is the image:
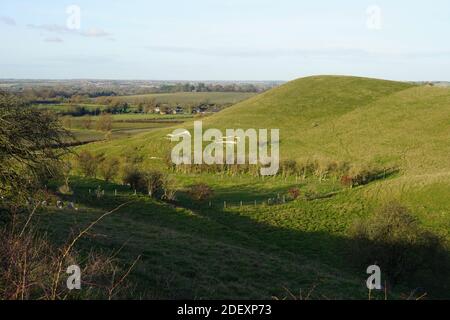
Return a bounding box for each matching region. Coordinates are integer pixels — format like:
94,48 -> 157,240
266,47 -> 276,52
83,76 -> 449,172
47,76 -> 450,298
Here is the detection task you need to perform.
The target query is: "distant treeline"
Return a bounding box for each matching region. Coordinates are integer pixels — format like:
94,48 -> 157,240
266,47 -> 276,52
7,82 -> 273,104
59,103 -> 130,116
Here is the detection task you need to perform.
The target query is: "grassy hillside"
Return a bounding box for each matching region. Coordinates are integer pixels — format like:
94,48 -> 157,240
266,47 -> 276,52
39,176 -> 366,299
85,76 -> 450,173
38,76 -> 450,299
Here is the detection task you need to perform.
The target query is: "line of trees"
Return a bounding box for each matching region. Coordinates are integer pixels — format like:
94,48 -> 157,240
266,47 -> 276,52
9,82 -> 273,104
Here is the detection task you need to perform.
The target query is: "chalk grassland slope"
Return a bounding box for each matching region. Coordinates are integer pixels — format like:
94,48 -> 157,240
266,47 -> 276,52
81,76 -> 446,169
78,76 -> 450,216
201,76 -> 449,173
63,76 -> 450,298
78,76 -> 450,241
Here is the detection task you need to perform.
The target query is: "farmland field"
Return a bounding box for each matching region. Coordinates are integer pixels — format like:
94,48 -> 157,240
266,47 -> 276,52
96,91 -> 257,106
61,114 -> 193,143
31,91 -> 255,144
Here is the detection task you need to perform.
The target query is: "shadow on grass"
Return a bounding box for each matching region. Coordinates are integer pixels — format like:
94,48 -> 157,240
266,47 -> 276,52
39,177 -> 450,299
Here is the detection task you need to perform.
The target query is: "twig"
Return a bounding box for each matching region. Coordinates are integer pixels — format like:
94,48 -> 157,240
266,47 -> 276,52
50,201 -> 134,300
19,203 -> 40,237
108,255 -> 141,300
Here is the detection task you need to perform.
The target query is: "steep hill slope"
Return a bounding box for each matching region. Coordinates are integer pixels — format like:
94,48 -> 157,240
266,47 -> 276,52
81,75 -> 448,172
65,75 -> 450,298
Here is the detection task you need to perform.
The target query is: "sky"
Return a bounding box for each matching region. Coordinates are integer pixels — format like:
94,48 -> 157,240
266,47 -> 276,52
0,0 -> 449,81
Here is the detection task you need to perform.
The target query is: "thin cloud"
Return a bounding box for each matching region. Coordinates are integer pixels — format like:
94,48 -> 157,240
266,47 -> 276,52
80,28 -> 110,38
44,37 -> 64,43
401,50 -> 450,59
0,16 -> 16,26
27,23 -> 72,33
143,45 -> 375,59
27,24 -> 112,39
143,45 -> 450,60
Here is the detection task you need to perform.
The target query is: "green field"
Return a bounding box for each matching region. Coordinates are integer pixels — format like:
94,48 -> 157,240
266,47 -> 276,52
62,114 -> 192,143
33,92 -> 256,115
103,113 -> 193,121
34,91 -> 255,144
100,92 -> 257,106
34,103 -> 108,112
37,76 -> 450,299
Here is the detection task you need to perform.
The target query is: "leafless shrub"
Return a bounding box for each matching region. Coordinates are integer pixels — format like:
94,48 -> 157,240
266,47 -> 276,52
99,157 -> 121,182
77,150 -> 101,178
0,202 -> 138,300
187,184 -> 214,202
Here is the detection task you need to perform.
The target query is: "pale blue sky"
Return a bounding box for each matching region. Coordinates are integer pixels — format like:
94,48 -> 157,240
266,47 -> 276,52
1,0 -> 449,80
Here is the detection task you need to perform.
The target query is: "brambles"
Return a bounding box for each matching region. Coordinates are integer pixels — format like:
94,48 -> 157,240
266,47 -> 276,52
0,215 -> 135,300
187,184 -> 214,202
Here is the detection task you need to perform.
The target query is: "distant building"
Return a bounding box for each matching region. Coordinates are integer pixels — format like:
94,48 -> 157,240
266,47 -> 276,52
175,106 -> 184,114
192,104 -> 209,114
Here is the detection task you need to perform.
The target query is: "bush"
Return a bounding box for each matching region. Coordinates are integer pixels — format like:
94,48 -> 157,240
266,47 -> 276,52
77,150 -> 100,178
144,170 -> 164,197
340,175 -> 354,187
187,184 -> 214,202
347,165 -> 381,186
96,113 -> 113,132
122,166 -> 145,191
341,165 -> 397,187
161,175 -> 178,201
99,157 -> 120,182
350,201 -> 449,291
287,188 -> 301,200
